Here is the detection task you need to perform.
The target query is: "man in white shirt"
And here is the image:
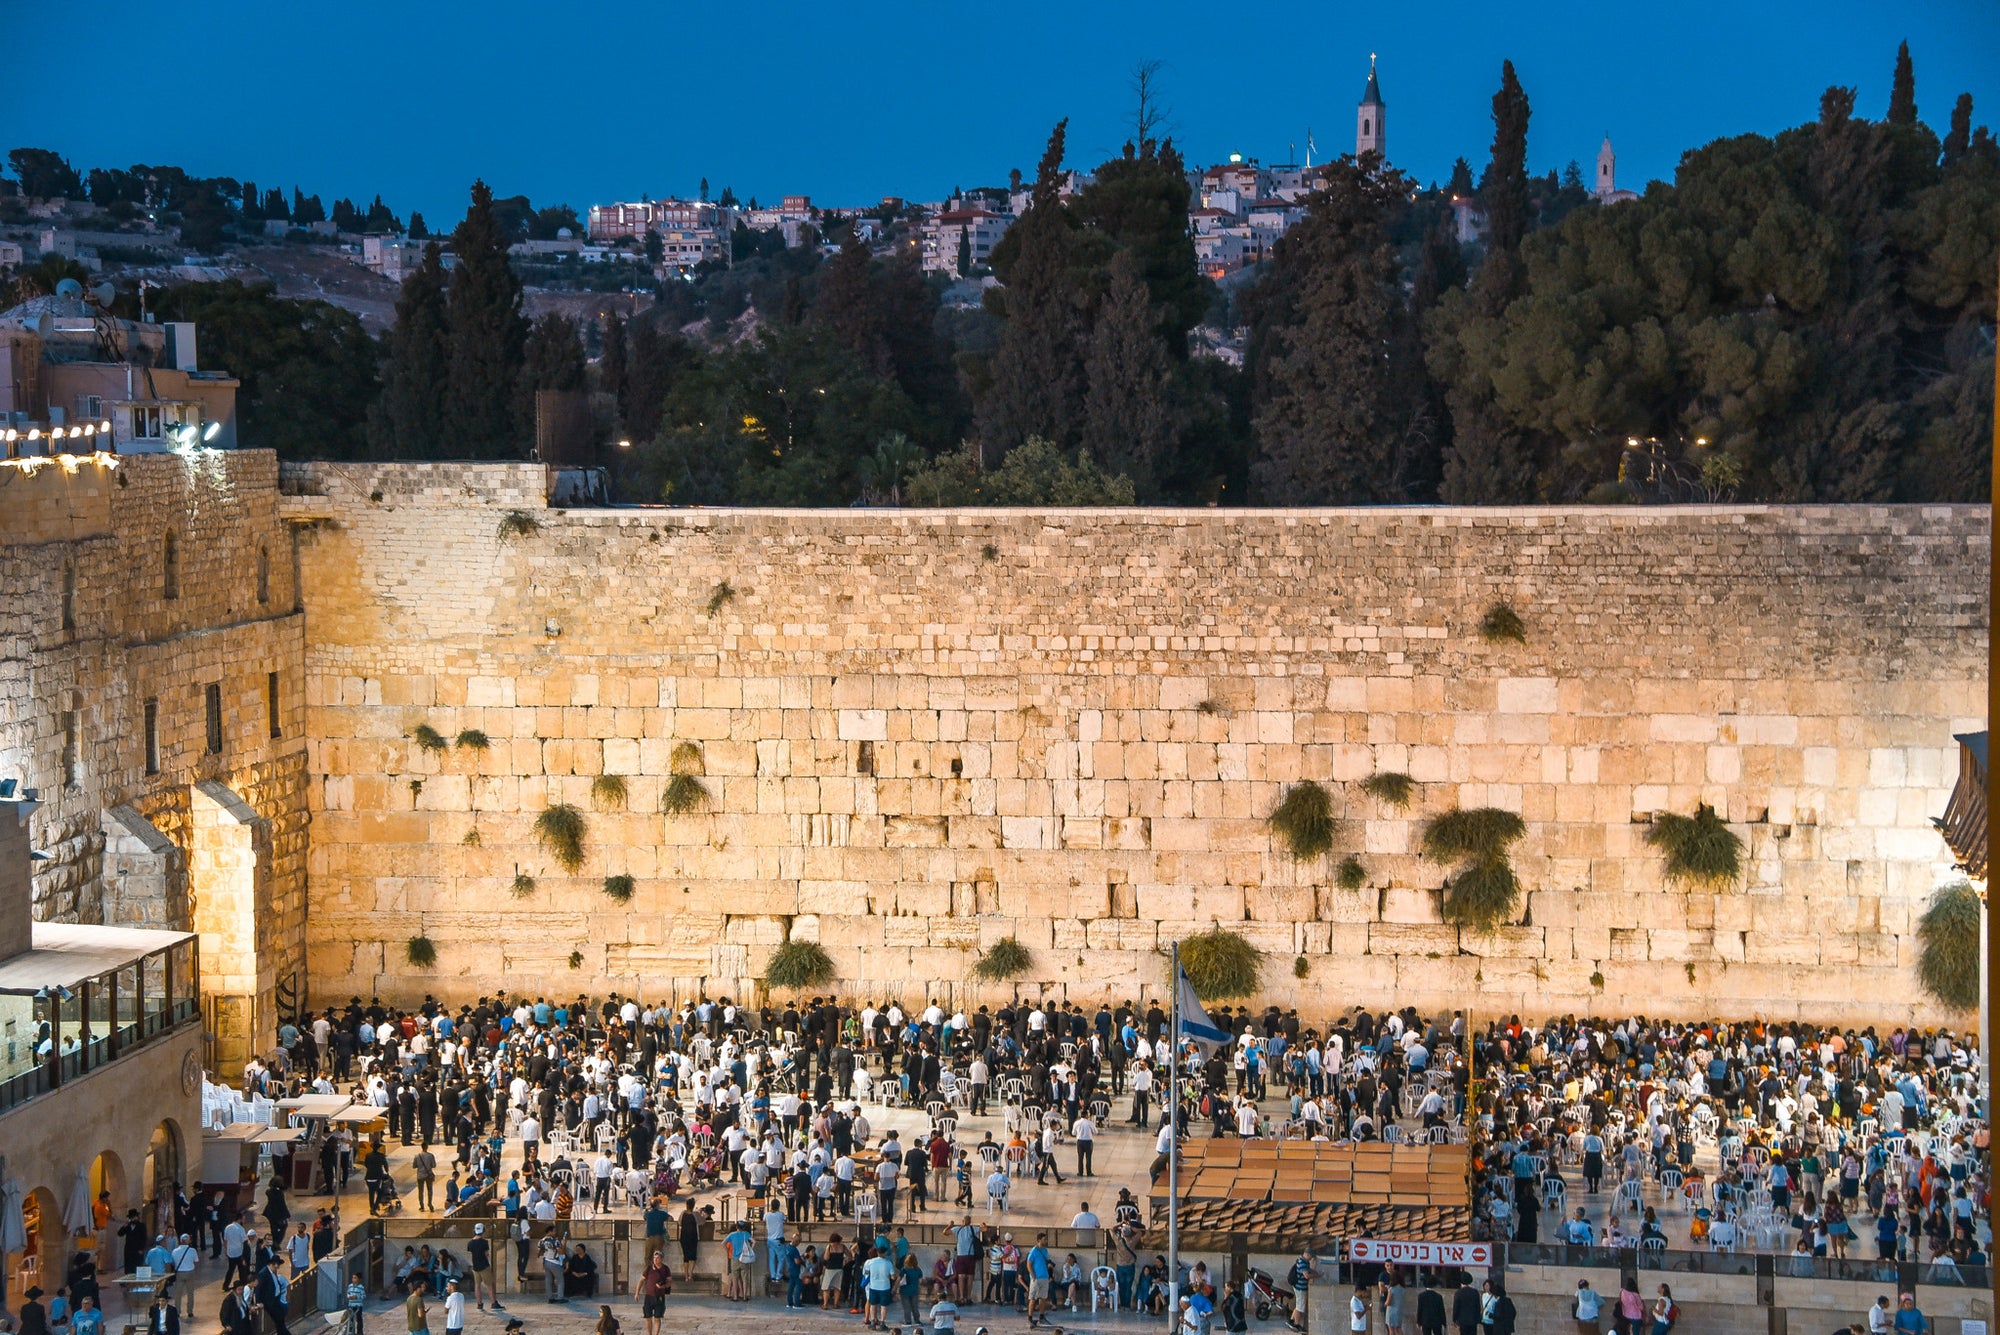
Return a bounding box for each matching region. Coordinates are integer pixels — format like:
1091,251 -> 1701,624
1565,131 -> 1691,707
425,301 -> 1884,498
442,1279 -> 466,1335
762,1204 -> 787,1283
221,1216 -> 250,1287
1072,1114 -> 1096,1176
1071,1202 -> 1099,1230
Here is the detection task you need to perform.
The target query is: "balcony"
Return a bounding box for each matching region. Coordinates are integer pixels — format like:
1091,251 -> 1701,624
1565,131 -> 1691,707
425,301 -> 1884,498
0,924 -> 199,1114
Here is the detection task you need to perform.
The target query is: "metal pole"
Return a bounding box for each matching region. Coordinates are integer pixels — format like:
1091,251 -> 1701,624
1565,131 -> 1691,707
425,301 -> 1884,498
1168,942 -> 1180,1320
1985,248 -> 1998,1335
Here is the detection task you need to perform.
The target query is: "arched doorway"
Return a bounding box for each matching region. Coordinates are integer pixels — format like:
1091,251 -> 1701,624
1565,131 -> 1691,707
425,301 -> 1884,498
13,1185 -> 62,1303
143,1121 -> 184,1211
82,1152 -> 125,1267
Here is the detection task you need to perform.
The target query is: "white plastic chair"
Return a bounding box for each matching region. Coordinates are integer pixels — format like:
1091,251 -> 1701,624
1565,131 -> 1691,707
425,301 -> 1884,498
1090,1266 -> 1119,1313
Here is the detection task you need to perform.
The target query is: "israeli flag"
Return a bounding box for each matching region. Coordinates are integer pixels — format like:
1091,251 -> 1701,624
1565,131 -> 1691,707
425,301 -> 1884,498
1175,967 -> 1231,1057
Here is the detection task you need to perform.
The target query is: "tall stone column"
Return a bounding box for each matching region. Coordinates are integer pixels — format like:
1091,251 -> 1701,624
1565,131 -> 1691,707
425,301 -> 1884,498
189,782 -> 273,1076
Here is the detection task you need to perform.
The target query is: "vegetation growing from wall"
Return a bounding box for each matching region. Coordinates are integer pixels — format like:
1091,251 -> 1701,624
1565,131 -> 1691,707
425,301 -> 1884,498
973,936 -> 1033,981
1337,855 -> 1367,891
590,774 -> 628,809
1422,807 -> 1528,929
1479,603 -> 1526,643
1646,803 -> 1744,888
603,874 -> 635,902
406,935 -> 437,968
1359,771 -> 1415,808
455,729 -> 490,751
1917,880 -> 1981,1009
1267,780 -> 1335,862
663,742 -> 710,814
764,939 -> 836,991
1177,928 -> 1263,1001
412,724 -> 447,753
533,802 -> 587,872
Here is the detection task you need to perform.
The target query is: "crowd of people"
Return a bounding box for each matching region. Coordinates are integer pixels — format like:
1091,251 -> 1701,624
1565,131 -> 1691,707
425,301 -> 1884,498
159,991 -> 1987,1335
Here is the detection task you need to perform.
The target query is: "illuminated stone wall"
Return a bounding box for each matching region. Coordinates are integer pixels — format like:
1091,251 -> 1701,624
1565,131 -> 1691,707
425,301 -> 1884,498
285,462 -> 1989,1024
0,452 -> 308,1071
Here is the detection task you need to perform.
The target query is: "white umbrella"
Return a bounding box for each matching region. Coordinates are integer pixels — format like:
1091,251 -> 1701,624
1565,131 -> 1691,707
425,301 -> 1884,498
0,1175 -> 25,1254
61,1165 -> 91,1236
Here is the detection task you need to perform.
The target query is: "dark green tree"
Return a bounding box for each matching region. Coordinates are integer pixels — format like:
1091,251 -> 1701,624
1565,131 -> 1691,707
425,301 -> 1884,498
156,280 -> 379,459
7,148 -> 84,199
956,227 -> 972,277
1942,93 -> 1973,166
363,195 -> 400,231
292,189 -> 325,224
407,211 -> 427,239
977,120 -> 1088,455
1887,40 -> 1918,125
1073,138 -> 1210,350
1081,250 -> 1184,498
524,314 -> 587,392
262,187 -> 290,221
1445,157 -> 1475,196
1250,157 -> 1431,503
367,242 -> 450,459
600,314 -> 628,418
444,180 -> 530,457
1478,60 -> 1533,261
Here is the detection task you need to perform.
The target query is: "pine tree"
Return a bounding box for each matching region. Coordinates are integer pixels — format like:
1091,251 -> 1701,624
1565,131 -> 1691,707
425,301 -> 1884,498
1074,138 -> 1209,351
1887,40 -> 1918,125
1080,250 -> 1182,498
444,180 -> 529,457
408,211 -> 427,239
366,242 -> 450,459
956,227 -> 972,278
1446,157 -> 1475,196
977,121 -> 1087,456
1942,93 -> 1973,166
1249,158 -> 1425,503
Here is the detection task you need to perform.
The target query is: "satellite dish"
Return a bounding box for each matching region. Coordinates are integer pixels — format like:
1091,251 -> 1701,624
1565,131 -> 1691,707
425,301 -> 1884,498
54,277 -> 83,298
92,282 -> 115,308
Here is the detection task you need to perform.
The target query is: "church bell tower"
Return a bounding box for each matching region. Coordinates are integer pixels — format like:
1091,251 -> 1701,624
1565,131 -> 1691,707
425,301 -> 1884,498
1356,55 -> 1386,160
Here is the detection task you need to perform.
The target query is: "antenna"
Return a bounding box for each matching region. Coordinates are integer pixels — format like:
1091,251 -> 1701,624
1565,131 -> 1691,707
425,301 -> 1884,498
1306,129 -> 1316,168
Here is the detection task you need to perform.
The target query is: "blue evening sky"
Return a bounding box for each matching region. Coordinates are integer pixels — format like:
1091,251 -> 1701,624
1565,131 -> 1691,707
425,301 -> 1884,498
3,0 -> 1996,225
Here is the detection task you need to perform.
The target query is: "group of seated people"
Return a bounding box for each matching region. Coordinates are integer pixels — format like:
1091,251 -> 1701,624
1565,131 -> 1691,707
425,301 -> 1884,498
390,1244 -> 468,1296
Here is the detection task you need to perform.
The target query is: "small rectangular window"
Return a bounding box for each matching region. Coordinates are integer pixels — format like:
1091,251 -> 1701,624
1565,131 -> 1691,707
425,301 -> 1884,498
267,672 -> 281,739
144,698 -> 159,775
61,710 -> 78,788
856,740 -> 874,776
204,683 -> 223,755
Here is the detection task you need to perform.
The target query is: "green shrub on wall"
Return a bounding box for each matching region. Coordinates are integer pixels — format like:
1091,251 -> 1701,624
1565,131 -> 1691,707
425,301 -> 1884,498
973,937 -> 1032,981
1646,804 -> 1743,888
1176,928 -> 1263,1002
406,935 -> 437,968
1359,771 -> 1415,808
1917,881 -> 1981,1010
1421,807 -> 1528,929
412,724 -> 448,754
1267,781 -> 1335,862
534,803 -> 587,873
764,939 -> 835,991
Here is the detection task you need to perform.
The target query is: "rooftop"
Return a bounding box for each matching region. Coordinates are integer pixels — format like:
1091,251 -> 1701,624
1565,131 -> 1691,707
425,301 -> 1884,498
0,920 -> 194,994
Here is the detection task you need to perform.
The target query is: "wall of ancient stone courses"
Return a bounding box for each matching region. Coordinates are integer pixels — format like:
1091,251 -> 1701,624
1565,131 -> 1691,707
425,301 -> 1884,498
0,451 -> 309,1066
282,462 -> 1989,1024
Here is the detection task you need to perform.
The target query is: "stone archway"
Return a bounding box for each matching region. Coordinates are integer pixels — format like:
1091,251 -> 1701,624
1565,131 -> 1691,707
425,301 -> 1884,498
142,1121 -> 184,1210
16,1185 -> 62,1300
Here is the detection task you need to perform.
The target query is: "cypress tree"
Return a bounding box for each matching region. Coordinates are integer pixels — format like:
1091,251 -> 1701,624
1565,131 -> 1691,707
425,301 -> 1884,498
1942,93 -> 1973,166
1887,41 -> 1918,126
977,120 -> 1087,456
1080,250 -> 1181,498
1439,60 -> 1539,502
600,314 -> 627,419
956,227 -> 972,278
444,180 -> 529,457
367,242 -> 450,459
1249,158 -> 1423,504
1479,60 -> 1532,260
524,314 -> 586,392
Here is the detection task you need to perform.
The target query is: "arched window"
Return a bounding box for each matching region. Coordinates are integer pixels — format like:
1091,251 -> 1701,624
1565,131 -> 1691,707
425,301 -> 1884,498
162,532 -> 179,601
256,546 -> 270,605
1362,117 -> 1371,136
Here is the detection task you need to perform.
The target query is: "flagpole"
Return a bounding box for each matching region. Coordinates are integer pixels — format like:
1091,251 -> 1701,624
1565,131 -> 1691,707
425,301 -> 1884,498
1168,941 -> 1180,1322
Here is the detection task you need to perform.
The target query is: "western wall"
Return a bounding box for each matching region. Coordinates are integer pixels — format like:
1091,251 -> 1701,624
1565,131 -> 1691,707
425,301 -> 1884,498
279,460 -> 1988,1025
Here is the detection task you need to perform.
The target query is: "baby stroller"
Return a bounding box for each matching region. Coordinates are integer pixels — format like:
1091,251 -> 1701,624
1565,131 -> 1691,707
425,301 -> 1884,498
686,1147 -> 725,1191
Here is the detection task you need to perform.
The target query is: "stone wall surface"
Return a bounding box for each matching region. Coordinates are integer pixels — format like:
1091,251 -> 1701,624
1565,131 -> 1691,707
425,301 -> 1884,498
0,451 -> 309,1066
284,462 -> 1989,1023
